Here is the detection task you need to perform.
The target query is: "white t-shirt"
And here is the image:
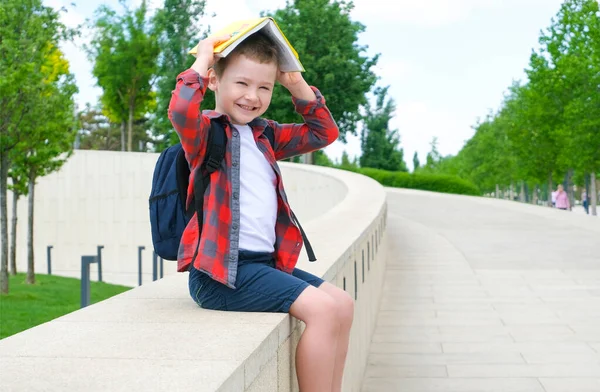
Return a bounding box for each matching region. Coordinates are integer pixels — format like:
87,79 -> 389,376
235,124 -> 278,253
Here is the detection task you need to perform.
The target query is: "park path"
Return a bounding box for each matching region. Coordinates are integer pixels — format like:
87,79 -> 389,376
361,188 -> 600,392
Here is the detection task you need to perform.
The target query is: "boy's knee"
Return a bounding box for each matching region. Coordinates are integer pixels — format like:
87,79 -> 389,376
309,295 -> 340,331
336,291 -> 355,328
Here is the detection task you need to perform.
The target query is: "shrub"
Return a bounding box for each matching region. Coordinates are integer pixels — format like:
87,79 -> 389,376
353,168 -> 480,196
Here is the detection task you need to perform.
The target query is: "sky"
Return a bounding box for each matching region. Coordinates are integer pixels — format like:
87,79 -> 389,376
44,0 -> 568,170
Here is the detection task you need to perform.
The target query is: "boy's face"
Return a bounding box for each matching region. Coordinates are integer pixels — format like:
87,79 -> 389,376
208,54 -> 277,125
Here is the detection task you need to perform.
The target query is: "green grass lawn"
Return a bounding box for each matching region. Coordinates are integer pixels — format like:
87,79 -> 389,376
0,273 -> 132,340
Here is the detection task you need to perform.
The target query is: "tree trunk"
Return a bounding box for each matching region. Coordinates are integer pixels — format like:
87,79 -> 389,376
128,105 -> 134,152
10,191 -> 18,275
509,182 -> 514,201
120,121 -> 126,152
495,184 -> 500,198
0,152 -> 9,293
519,180 -> 526,203
547,174 -> 553,207
567,168 -> 574,211
591,172 -> 598,216
26,168 -> 35,284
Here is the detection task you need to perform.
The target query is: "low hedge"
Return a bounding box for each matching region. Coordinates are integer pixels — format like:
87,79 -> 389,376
346,167 -> 480,196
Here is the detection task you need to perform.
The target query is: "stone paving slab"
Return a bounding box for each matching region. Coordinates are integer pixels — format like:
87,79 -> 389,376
362,189 -> 600,392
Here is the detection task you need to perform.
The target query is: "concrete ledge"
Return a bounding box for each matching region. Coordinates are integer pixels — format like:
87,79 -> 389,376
0,160 -> 388,392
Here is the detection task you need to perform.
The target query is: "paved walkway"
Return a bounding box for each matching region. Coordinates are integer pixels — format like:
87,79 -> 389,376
362,189 -> 600,392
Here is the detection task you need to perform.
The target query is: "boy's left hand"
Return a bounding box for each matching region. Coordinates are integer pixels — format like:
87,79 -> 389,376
277,71 -> 316,101
277,71 -> 304,90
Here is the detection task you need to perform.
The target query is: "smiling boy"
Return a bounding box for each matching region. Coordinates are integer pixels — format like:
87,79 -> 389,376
168,32 -> 354,391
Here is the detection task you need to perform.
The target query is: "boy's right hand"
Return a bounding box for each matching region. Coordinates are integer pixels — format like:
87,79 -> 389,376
192,34 -> 231,73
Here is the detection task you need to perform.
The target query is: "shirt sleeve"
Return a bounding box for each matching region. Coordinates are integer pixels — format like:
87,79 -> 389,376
167,69 -> 212,169
269,87 -> 339,161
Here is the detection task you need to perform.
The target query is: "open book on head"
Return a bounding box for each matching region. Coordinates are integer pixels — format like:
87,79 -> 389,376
189,17 -> 305,73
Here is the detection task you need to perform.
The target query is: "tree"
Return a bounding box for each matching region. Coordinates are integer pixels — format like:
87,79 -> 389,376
313,150 -> 334,167
412,152 -> 420,172
450,106 -> 519,193
359,87 -> 407,171
87,0 -> 159,152
541,0 -> 600,214
76,104 -> 151,151
151,0 -> 210,151
16,44 -> 78,284
8,159 -> 27,275
424,137 -> 442,171
0,0 -> 73,293
76,105 -> 121,150
507,69 -> 565,206
339,150 -> 358,170
264,0 -> 379,145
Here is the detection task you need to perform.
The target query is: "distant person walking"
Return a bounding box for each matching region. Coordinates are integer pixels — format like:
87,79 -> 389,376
582,189 -> 589,214
551,189 -> 558,208
555,185 -> 570,211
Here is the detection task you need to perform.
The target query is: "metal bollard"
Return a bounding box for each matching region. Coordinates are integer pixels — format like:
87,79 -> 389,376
96,245 -> 104,282
160,256 -> 164,279
47,246 -> 53,275
138,246 -> 145,286
81,255 -> 98,308
152,251 -> 158,281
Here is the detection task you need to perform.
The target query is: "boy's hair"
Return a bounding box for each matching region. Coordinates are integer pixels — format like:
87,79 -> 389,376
213,32 -> 280,77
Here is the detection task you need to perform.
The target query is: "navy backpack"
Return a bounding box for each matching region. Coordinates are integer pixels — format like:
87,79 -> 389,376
149,120 -> 315,263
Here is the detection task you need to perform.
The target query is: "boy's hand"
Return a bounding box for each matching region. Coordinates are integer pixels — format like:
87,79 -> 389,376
278,71 -> 316,101
277,71 -> 304,90
191,34 -> 231,75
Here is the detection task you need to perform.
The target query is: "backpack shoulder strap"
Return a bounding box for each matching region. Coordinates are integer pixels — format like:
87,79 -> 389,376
189,119 -> 228,265
184,120 -> 227,218
203,120 -> 227,173
263,124 -> 275,150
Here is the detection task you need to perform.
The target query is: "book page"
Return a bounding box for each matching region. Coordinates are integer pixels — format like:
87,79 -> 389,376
262,22 -> 304,72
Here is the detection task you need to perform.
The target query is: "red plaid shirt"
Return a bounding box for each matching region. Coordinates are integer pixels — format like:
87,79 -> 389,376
168,69 -> 339,289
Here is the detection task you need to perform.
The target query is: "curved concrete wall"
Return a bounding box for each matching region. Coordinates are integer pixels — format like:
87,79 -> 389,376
1,150 -> 387,392
5,150 -> 348,287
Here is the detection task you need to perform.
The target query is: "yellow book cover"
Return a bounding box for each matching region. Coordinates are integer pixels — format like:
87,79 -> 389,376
188,17 -> 304,72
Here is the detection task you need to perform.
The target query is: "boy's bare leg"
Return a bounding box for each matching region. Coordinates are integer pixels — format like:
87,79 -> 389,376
318,282 -> 355,392
289,286 -> 341,392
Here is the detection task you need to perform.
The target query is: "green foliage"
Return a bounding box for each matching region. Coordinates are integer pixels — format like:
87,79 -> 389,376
0,0 -> 74,152
356,168 -> 480,196
20,44 -> 78,179
544,0 -> 600,176
359,87 -> 408,172
263,0 -> 379,142
152,0 -> 210,151
0,273 -> 131,339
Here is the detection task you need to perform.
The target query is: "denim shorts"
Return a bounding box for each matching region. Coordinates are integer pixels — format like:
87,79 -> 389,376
189,250 -> 325,313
